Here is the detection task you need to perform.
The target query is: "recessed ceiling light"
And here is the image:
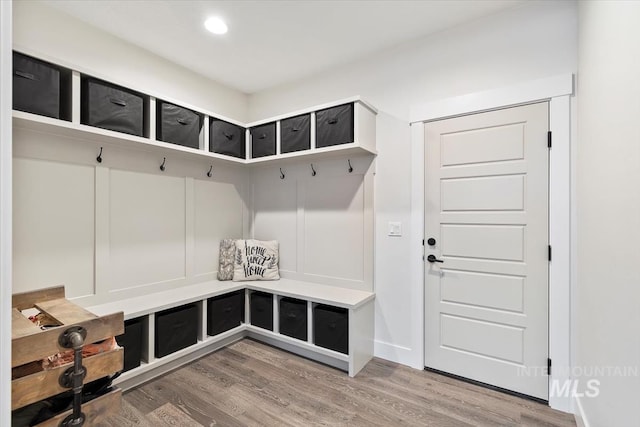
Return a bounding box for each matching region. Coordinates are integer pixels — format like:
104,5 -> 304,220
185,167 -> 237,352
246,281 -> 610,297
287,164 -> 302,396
204,16 -> 228,35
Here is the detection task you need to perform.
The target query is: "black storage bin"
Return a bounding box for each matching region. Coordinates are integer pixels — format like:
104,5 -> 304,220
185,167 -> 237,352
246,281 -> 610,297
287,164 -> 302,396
280,114 -> 310,154
81,76 -> 147,137
115,317 -> 143,372
13,51 -> 71,120
315,103 -> 354,148
155,304 -> 198,358
210,118 -> 246,159
250,122 -> 276,158
207,290 -> 245,336
313,304 -> 349,354
250,291 -> 273,331
157,101 -> 203,149
279,297 -> 307,341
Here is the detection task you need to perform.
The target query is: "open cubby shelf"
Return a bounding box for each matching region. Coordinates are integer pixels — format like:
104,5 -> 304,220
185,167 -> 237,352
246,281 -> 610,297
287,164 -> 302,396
86,278 -> 374,388
13,50 -> 377,167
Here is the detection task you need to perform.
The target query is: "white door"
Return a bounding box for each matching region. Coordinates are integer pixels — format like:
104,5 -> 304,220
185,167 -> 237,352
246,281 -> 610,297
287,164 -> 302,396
424,102 -> 549,400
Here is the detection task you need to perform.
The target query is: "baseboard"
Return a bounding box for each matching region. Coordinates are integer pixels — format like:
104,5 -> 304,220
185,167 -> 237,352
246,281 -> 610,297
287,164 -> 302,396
374,339 -> 419,368
573,395 -> 590,427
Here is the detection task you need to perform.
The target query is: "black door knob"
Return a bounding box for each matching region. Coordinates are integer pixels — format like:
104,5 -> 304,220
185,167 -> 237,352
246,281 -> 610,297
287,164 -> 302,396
427,238 -> 436,246
427,254 -> 444,263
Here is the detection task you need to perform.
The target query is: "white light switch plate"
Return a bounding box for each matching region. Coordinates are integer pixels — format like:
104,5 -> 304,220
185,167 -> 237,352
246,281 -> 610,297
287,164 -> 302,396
388,221 -> 402,236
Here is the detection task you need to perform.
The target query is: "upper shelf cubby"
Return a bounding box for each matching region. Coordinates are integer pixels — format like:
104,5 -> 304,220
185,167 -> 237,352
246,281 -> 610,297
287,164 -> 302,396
11,50 -> 377,166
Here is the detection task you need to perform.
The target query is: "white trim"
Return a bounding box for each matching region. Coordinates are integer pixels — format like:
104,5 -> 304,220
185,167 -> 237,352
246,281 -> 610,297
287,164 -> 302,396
410,74 -> 574,412
573,395 -> 590,427
0,2 -> 11,426
548,95 -> 573,413
410,74 -> 574,123
374,339 -> 416,368
408,122 -> 425,370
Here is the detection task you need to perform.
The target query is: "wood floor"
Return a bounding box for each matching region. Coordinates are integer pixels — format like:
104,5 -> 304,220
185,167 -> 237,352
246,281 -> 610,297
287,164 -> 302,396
99,339 -> 576,426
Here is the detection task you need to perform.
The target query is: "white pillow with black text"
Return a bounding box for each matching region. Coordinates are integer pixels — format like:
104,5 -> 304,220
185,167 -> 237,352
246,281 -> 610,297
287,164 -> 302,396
233,239 -> 280,281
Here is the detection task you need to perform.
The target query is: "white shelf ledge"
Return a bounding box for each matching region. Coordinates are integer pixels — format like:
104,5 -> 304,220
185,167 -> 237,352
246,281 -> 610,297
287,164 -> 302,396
86,278 -> 374,320
12,111 -> 247,166
245,278 -> 375,309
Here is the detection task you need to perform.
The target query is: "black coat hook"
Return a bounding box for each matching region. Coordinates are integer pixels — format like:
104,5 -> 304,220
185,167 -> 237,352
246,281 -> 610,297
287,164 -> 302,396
207,165 -> 213,178
96,147 -> 103,163
348,159 -> 353,173
160,157 -> 166,172
280,168 -> 285,180
311,163 -> 316,177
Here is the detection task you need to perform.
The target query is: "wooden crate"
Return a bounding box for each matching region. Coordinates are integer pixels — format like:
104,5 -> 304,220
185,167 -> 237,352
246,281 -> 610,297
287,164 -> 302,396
11,286 -> 124,423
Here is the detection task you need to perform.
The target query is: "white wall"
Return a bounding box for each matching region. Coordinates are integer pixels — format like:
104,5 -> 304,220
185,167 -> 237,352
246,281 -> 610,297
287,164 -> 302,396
13,1 -> 248,122
575,3 -> 640,426
249,1 -> 578,366
0,1 -> 12,426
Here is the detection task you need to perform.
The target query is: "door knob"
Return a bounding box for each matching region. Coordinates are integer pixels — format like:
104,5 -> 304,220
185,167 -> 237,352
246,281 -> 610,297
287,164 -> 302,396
427,254 -> 444,263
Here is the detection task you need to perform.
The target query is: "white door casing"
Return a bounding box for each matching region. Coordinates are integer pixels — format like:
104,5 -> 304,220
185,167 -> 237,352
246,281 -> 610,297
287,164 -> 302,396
424,102 -> 549,400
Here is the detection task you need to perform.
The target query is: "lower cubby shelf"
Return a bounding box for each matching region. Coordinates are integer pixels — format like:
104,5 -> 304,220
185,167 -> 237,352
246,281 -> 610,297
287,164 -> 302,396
87,278 -> 375,389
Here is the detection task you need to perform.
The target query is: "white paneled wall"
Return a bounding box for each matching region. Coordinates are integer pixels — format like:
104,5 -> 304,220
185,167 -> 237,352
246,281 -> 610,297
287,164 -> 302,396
13,158 -> 96,299
12,127 -> 248,306
250,156 -> 374,292
109,170 -> 187,291
193,180 -> 245,277
12,125 -> 373,306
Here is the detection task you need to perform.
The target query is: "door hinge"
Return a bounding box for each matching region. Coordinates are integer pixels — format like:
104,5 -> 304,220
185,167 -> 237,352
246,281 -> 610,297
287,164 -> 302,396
548,245 -> 552,261
547,358 -> 552,375
547,131 -> 552,148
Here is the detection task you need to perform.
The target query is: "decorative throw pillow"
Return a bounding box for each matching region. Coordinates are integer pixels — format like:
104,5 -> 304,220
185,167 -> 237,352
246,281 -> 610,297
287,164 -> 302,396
217,239 -> 237,281
233,239 -> 280,281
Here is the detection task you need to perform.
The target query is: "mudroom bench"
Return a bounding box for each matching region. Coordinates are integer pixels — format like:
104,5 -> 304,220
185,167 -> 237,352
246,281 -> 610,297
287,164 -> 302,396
87,279 -> 375,390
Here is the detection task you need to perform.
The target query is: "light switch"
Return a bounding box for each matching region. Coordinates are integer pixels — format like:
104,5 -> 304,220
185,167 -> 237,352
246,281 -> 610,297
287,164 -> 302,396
388,221 -> 402,237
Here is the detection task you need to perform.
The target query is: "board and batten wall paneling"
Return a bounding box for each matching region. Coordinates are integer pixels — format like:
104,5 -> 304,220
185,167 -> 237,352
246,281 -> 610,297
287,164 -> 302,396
13,158 -> 95,299
194,179 -> 245,277
251,177 -> 298,274
109,170 -> 187,292
12,127 -> 248,306
251,157 -> 374,292
303,174 -> 364,282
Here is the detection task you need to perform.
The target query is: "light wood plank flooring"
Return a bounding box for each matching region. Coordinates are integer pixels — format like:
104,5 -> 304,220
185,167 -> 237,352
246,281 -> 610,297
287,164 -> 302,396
100,339 -> 576,426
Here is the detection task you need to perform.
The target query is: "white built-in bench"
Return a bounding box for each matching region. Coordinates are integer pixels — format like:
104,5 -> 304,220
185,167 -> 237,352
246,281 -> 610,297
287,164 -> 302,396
87,279 -> 375,390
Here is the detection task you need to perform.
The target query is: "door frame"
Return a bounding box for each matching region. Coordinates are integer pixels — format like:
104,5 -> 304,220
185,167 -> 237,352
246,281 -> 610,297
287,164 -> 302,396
408,74 -> 574,413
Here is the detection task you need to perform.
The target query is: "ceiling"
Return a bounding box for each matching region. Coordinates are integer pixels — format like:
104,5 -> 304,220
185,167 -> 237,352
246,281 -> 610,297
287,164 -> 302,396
42,0 -> 522,94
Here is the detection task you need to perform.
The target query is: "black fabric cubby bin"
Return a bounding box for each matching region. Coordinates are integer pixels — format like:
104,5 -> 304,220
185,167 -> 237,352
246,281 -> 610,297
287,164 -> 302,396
81,76 -> 148,137
280,114 -> 311,154
155,304 -> 198,358
210,118 -> 246,159
313,304 -> 349,354
250,122 -> 276,158
207,290 -> 245,336
13,51 -> 72,120
156,101 -> 203,149
115,317 -> 143,373
279,297 -> 307,341
250,291 -> 273,331
315,103 -> 355,148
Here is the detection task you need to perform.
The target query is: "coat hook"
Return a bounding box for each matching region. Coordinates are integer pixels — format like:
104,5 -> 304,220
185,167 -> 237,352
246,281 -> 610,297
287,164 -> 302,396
348,159 -> 353,173
280,168 -> 285,180
207,165 -> 213,178
96,147 -> 103,163
311,163 -> 317,177
160,157 -> 166,172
